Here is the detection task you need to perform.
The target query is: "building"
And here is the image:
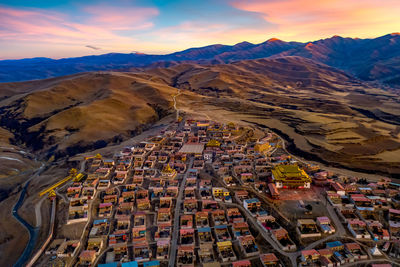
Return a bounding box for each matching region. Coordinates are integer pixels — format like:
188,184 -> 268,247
243,198 -> 261,213
317,217 -> 335,234
260,253 -> 279,266
301,249 -> 320,263
271,165 -> 311,189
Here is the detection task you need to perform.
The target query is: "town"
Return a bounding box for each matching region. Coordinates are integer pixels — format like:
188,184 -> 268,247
33,118 -> 399,267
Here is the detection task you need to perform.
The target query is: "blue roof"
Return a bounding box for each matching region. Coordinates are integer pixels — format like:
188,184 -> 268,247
215,225 -> 227,229
356,206 -> 374,211
143,261 -> 160,267
93,219 -> 108,224
327,241 -> 344,248
99,264 -> 118,267
244,198 -> 260,203
122,261 -> 138,267
333,251 -> 343,259
198,227 -> 211,232
258,210 -> 268,216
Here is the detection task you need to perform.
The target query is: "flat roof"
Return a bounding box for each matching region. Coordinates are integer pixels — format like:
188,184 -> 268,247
179,143 -> 204,154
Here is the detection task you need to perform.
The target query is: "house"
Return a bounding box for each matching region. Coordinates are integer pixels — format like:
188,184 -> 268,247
301,249 -> 320,263
297,219 -> 321,238
198,227 -> 213,243
223,176 -> 235,186
196,211 -> 209,228
268,183 -> 279,199
326,241 -> 344,251
155,223 -> 171,241
260,253 -> 279,266
344,243 -> 368,260
214,225 -> 232,241
156,240 -> 169,260
232,260 -> 251,267
258,215 -> 281,232
180,228 -> 195,245
211,210 -> 227,225
347,219 -> 371,239
367,220 -> 390,241
271,228 -> 297,251
212,187 -> 230,199
68,205 -> 89,224
235,190 -> 249,201
202,200 -> 218,211
87,237 -> 104,254
232,222 -> 250,237
331,182 -> 345,196
238,235 -> 259,257
183,199 -> 197,213
56,240 -> 80,258
133,241 -> 151,262
198,243 -> 215,264
177,245 -> 195,266
157,208 -> 172,224
243,198 -> 261,214
79,250 -> 96,265
131,227 -> 146,243
227,208 -> 244,223
217,241 -> 236,262
98,202 -> 113,218
317,217 -> 335,234
180,214 -> 193,229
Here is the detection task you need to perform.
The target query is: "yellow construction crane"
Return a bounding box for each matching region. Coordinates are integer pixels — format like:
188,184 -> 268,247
48,190 -> 56,200
38,168 -> 79,197
84,153 -> 102,161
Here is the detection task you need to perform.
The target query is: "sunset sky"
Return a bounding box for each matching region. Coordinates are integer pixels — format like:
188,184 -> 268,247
1,0 -> 399,59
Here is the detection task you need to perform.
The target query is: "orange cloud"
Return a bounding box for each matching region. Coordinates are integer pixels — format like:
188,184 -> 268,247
231,0 -> 400,40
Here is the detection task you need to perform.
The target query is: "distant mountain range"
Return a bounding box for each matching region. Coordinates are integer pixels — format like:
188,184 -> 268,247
0,33 -> 399,85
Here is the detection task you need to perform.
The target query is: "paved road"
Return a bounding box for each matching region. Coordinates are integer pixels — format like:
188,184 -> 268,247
169,157 -> 194,267
26,198 -> 57,267
34,197 -> 46,227
12,163 -> 46,267
172,89 -> 181,120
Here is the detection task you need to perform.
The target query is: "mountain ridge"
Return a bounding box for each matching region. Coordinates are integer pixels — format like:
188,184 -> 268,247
1,33 -> 399,85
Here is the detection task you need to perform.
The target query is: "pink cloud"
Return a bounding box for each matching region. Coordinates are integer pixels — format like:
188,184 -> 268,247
0,5 -> 158,48
84,5 -> 158,31
231,0 -> 400,40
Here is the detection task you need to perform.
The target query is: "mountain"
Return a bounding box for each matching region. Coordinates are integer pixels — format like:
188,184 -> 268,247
274,33 -> 400,85
1,57 -> 399,178
0,71 -> 177,159
0,34 -> 399,85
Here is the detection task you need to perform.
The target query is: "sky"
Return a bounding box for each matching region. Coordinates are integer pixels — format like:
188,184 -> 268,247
1,0 -> 399,59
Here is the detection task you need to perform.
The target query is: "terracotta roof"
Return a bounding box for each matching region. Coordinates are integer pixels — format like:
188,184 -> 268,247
260,253 -> 278,262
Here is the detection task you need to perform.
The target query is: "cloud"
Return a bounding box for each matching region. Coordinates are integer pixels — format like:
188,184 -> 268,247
83,5 -> 158,31
231,0 -> 400,40
0,4 -> 158,49
86,45 -> 101,50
